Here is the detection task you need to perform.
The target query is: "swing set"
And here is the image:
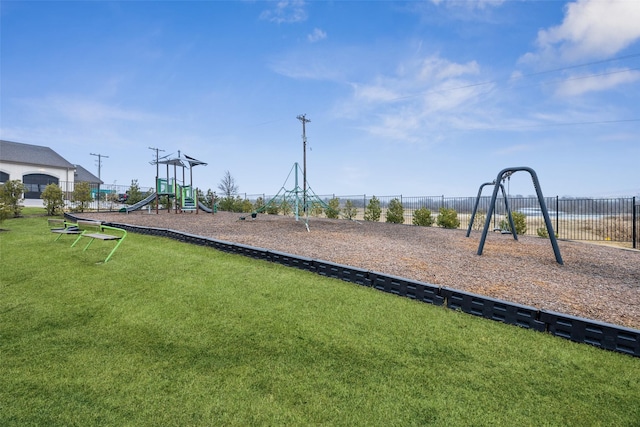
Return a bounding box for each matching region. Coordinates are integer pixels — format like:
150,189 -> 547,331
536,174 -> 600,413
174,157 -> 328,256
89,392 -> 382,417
466,166 -> 563,265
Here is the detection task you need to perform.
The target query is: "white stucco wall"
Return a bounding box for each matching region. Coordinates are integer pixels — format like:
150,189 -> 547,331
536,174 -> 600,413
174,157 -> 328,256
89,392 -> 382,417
0,162 -> 76,187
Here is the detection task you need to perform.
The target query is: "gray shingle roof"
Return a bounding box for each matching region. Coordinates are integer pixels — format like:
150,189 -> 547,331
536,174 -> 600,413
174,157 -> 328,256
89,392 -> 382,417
0,140 -> 75,169
74,164 -> 103,184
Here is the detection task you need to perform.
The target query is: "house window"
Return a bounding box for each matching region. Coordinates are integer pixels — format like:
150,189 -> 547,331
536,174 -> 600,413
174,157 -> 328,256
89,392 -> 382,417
23,174 -> 58,199
0,171 -> 8,183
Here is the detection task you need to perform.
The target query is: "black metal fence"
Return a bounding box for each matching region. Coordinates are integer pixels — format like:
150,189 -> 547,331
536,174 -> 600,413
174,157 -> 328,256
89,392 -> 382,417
242,193 -> 639,249
41,182 -> 638,248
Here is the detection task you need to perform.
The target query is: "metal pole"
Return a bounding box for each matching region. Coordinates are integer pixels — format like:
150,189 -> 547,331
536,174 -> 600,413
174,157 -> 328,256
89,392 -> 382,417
633,196 -> 637,250
90,152 -> 109,212
297,114 -> 311,213
478,167 -> 563,265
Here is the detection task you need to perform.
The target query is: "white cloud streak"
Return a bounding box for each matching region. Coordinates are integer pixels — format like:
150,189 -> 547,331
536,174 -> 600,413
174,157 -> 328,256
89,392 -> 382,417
260,0 -> 308,24
308,28 -> 327,43
524,0 -> 640,64
555,68 -> 640,97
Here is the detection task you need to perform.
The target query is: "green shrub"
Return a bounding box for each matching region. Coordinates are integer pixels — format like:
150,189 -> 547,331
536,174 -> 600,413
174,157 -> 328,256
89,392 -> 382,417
41,183 -> 65,216
253,197 -> 264,212
0,180 -> 26,218
412,207 -> 433,226
470,211 -> 487,231
310,202 -> 324,217
436,207 -> 460,229
204,189 -> 216,209
326,198 -> 340,219
385,198 -> 404,224
238,198 -> 252,213
342,200 -> 357,220
0,199 -> 10,226
364,196 -> 381,222
499,211 -> 527,235
265,201 -> 279,215
281,200 -> 292,216
72,182 -> 93,212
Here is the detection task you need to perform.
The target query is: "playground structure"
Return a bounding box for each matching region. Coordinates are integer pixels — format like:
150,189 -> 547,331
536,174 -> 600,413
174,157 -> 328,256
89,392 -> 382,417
467,166 -> 563,265
119,151 -> 209,214
153,153 -> 207,214
466,180 -> 517,239
253,162 -> 333,230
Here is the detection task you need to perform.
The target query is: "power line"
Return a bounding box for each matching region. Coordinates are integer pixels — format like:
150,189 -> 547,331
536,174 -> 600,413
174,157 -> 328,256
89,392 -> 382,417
463,118 -> 640,131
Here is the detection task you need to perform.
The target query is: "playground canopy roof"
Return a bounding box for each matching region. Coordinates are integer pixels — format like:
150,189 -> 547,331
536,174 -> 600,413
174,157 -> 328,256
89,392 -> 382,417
153,157 -> 186,167
184,154 -> 207,167
152,154 -> 207,168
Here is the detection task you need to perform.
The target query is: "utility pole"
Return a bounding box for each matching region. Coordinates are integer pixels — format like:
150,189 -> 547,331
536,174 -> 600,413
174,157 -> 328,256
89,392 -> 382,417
90,152 -> 109,212
296,114 -> 311,212
149,147 -> 165,214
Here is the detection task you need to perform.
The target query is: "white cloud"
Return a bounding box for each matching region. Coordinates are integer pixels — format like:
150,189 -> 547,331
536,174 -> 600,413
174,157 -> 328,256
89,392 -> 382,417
260,0 -> 307,24
417,56 -> 480,81
340,55 -> 491,143
556,68 -> 640,97
308,28 -> 327,43
37,96 -> 159,123
526,0 -> 640,63
430,0 -> 505,9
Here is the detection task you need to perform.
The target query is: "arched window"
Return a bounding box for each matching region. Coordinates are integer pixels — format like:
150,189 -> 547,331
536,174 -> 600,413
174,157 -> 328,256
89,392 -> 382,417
23,174 -> 59,199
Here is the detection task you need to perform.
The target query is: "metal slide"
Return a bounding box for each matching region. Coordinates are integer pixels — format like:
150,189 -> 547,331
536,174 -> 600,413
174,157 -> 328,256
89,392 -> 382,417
197,201 -> 213,213
122,193 -> 158,213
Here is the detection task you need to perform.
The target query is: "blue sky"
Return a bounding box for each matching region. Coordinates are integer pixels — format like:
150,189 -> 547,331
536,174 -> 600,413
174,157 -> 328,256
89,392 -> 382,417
2,0 -> 639,197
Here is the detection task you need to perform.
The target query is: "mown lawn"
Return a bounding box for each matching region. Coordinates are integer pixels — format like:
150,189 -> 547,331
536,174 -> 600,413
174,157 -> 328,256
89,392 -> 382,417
1,216 -> 639,426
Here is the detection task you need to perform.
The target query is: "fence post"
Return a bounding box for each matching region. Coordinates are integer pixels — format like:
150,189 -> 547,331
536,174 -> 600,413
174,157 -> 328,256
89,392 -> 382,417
556,195 -> 560,236
633,196 -> 637,250
363,194 -> 366,220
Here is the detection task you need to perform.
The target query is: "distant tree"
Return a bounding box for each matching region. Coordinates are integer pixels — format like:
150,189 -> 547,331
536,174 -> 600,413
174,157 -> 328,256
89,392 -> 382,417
385,198 -> 404,224
41,183 -> 65,216
364,196 -> 381,222
72,182 -> 93,212
0,180 -> 26,218
342,200 -> 357,220
310,201 -> 324,217
126,179 -> 144,205
218,171 -> 238,198
254,196 -> 265,212
326,198 -> 340,219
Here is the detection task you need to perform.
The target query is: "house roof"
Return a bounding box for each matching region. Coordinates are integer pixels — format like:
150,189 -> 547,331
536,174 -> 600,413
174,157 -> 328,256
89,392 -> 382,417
0,140 -> 75,169
74,164 -> 103,184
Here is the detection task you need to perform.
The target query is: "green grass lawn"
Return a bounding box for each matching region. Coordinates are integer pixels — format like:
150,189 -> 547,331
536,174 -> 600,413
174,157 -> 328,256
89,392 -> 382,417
1,216 -> 639,426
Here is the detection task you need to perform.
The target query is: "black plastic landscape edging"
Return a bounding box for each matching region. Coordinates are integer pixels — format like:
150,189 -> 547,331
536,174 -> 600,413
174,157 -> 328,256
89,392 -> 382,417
66,214 -> 640,358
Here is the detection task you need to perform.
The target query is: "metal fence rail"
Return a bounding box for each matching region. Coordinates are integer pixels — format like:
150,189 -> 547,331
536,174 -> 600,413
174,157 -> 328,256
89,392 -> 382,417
242,194 -> 638,248
43,183 -> 638,248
